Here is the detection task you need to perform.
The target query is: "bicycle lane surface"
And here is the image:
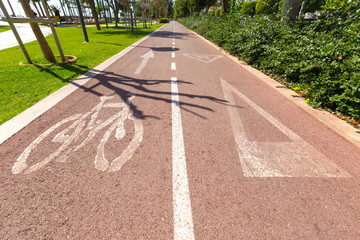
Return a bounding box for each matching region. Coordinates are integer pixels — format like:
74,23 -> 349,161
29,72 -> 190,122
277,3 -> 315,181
1,21 -> 360,239
171,21 -> 360,238
0,24 -> 179,238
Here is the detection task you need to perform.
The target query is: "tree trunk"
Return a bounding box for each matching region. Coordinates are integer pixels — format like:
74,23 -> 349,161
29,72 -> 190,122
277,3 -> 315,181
108,7 -> 112,22
96,0 -> 101,18
20,0 -> 55,62
88,0 -> 101,30
114,0 -> 119,27
130,6 -> 134,32
222,0 -> 230,13
282,0 -> 300,19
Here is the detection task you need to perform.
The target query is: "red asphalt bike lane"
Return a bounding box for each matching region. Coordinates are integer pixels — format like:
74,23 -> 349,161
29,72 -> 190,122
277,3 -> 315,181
0,24 -> 177,238
172,22 -> 360,239
1,21 -> 360,239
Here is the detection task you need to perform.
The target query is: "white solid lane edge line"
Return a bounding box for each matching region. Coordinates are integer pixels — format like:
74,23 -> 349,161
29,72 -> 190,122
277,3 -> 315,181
171,77 -> 195,240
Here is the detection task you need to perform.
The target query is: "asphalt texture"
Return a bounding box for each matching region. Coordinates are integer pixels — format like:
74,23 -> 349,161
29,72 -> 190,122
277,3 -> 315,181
1,22 -> 360,239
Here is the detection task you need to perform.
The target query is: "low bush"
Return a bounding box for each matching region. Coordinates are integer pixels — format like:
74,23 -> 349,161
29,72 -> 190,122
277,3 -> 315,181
215,9 -> 222,17
178,13 -> 360,121
240,1 -> 257,16
278,0 -> 325,13
207,11 -> 215,16
160,18 -> 170,23
256,0 -> 278,15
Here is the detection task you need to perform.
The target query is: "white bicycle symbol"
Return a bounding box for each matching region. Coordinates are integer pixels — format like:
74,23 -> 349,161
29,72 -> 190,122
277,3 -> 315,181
12,94 -> 144,174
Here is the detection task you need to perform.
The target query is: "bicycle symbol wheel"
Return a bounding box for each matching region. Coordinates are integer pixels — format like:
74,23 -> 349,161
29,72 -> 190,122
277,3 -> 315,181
12,95 -> 143,174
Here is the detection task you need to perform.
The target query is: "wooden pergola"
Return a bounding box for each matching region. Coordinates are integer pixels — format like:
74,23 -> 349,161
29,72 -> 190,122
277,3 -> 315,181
0,0 -> 65,64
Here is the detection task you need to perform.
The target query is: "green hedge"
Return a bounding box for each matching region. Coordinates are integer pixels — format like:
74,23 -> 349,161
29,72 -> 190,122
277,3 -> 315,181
240,1 -> 257,16
215,9 -> 222,17
160,18 -> 170,23
256,0 -> 278,15
179,14 -> 360,121
279,0 -> 325,13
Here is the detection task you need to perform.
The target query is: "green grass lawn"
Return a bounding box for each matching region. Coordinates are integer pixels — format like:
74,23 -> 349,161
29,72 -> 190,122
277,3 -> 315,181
0,25 -> 11,33
0,24 -> 164,125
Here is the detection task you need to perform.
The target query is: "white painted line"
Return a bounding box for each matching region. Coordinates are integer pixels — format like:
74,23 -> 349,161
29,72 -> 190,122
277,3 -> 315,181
171,77 -> 195,240
172,41 -> 175,45
172,46 -> 175,50
184,23 -> 360,149
220,78 -> 350,178
11,95 -> 144,174
172,38 -> 175,41
171,62 -> 176,70
0,25 -> 165,144
172,52 -> 176,58
183,54 -> 222,64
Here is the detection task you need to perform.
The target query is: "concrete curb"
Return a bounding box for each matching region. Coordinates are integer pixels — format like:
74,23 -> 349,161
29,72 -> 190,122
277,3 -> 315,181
179,22 -> 360,149
0,24 -> 167,144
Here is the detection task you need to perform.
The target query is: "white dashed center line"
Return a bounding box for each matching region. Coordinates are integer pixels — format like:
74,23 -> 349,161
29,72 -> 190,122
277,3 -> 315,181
171,22 -> 195,240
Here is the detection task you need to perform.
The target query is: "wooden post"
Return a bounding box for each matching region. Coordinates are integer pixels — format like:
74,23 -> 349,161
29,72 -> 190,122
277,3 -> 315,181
0,0 -> 32,64
75,0 -> 89,42
41,0 -> 66,62
123,4 -> 128,32
6,0 -> 15,16
101,0 -> 109,28
132,2 -> 137,32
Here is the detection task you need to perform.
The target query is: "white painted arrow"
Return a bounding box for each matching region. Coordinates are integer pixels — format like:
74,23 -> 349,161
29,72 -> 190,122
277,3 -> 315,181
220,78 -> 350,178
134,50 -> 154,75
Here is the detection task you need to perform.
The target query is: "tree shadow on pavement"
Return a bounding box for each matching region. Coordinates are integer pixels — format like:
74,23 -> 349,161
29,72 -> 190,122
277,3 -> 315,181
150,30 -> 195,40
33,64 -> 91,83
72,70 -> 231,120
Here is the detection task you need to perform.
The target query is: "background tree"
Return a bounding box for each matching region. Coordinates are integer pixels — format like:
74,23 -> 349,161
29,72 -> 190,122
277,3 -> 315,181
174,0 -> 190,17
167,0 -> 174,17
105,0 -> 120,26
279,0 -> 325,13
282,0 -> 299,18
86,0 -> 101,29
222,0 -> 230,13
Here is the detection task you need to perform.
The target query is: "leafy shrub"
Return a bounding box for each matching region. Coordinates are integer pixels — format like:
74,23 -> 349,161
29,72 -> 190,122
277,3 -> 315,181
215,9 -> 222,17
208,11 -> 215,16
179,12 -> 360,120
240,1 -> 257,16
279,0 -> 326,13
256,0 -> 279,15
160,18 -> 170,23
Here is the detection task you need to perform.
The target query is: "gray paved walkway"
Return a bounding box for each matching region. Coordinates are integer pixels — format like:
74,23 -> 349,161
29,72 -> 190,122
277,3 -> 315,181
0,21 -> 51,50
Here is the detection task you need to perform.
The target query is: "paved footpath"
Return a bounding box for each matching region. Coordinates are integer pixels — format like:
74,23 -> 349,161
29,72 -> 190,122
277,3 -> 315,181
1,22 -> 360,239
0,21 -> 52,50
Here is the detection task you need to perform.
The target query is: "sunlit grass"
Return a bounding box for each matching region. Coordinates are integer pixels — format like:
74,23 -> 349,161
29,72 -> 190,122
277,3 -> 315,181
0,23 -> 164,124
0,25 -> 11,33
